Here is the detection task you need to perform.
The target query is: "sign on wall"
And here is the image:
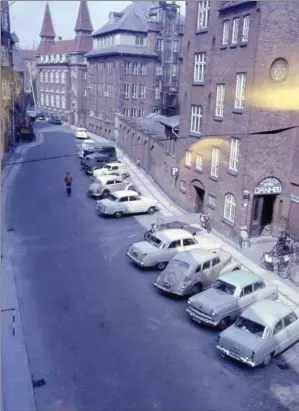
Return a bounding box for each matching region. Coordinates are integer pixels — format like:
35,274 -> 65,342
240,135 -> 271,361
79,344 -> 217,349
170,167 -> 179,176
254,177 -> 282,195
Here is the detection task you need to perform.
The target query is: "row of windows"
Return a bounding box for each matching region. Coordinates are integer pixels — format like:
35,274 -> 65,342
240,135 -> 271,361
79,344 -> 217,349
97,83 -> 115,98
124,62 -> 147,76
40,93 -> 66,109
185,137 -> 240,175
93,34 -> 146,49
123,84 -> 146,99
40,54 -> 68,63
39,87 -> 66,94
123,108 -> 145,118
40,70 -> 87,84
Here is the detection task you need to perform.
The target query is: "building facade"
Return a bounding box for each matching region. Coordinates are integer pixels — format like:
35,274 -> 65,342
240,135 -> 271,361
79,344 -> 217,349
35,1 -> 93,126
85,1 -> 183,140
19,48 -> 37,109
119,1 -> 299,239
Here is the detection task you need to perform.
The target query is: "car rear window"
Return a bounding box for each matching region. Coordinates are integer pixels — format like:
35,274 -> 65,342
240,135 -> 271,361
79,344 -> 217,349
213,279 -> 236,296
235,317 -> 266,338
171,259 -> 190,270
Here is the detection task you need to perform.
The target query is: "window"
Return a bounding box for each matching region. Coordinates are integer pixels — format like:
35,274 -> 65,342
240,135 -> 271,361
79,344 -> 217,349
132,62 -> 138,75
165,138 -> 176,157
61,71 -> 65,84
124,62 -> 130,74
139,108 -> 145,117
208,195 -> 216,207
140,85 -> 146,99
173,40 -> 179,52
169,240 -> 181,249
156,64 -> 162,76
274,320 -> 284,335
194,52 -> 206,83
61,95 -> 65,109
123,108 -> 130,117
56,95 -> 60,108
84,72 -> 87,80
197,1 -> 210,30
135,35 -> 144,46
222,20 -> 229,45
131,109 -> 138,118
123,84 -> 130,99
253,281 -> 265,292
98,83 -> 103,97
185,150 -> 192,166
172,64 -> 178,77
223,193 -> 236,223
190,105 -> 202,134
45,94 -> 49,106
140,63 -> 146,75
284,312 -> 298,327
132,85 -> 138,99
155,86 -> 161,100
202,260 -> 210,270
107,61 -> 113,74
212,257 -> 220,266
234,73 -> 247,109
215,84 -> 225,117
84,90 -> 87,97
40,93 -> 44,105
242,15 -> 250,42
40,72 -> 44,83
183,238 -> 196,246
156,38 -> 163,51
180,180 -> 186,191
241,285 -> 253,297
50,94 -> 54,107
99,63 -> 105,75
119,196 -> 129,203
211,147 -> 220,177
45,71 -> 48,82
55,71 -> 59,83
153,108 -> 160,115
231,18 -> 240,44
196,154 -> 203,170
50,72 -> 54,83
229,138 -> 240,171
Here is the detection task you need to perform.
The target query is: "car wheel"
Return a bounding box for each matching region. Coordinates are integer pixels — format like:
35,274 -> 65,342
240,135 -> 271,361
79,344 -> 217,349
147,206 -> 156,215
262,353 -> 273,367
218,317 -> 230,331
156,261 -> 167,271
102,190 -> 109,198
114,211 -> 123,219
191,283 -> 203,295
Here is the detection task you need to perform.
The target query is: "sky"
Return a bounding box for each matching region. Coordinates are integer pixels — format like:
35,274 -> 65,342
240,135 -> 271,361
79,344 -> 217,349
10,0 -> 185,49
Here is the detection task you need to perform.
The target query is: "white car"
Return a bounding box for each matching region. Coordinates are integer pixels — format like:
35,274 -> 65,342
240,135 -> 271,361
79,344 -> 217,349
127,229 -> 221,270
76,128 -> 88,139
96,190 -> 159,218
93,163 -> 129,179
87,175 -> 129,199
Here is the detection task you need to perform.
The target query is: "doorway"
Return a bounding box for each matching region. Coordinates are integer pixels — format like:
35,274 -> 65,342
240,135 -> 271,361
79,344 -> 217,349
194,186 -> 205,213
250,195 -> 277,236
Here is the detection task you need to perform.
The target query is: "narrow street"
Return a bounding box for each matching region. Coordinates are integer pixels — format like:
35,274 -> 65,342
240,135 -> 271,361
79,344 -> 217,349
3,124 -> 299,411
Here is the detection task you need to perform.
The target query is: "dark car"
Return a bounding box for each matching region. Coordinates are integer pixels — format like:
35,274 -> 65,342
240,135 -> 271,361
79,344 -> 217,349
37,114 -> 45,120
83,153 -> 119,175
80,144 -> 117,167
48,116 -> 62,125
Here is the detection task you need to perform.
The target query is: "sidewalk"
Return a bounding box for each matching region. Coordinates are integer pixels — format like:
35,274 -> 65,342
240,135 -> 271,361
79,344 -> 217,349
71,125 -> 299,308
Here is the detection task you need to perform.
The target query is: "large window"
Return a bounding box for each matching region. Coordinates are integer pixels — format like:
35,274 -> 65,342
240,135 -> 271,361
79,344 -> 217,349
156,38 -> 163,51
55,71 -> 59,84
50,71 -> 54,83
123,108 -> 130,117
156,64 -> 162,76
190,105 -> 202,134
132,85 -> 138,99
195,154 -> 203,171
135,35 -> 145,46
40,72 -> 44,83
107,61 -> 113,74
131,108 -> 138,118
132,62 -> 138,75
222,20 -> 229,45
61,95 -> 65,109
242,15 -> 250,42
40,93 -> 44,105
123,84 -> 130,99
194,53 -> 206,83
231,18 -> 240,44
185,150 -> 192,166
234,73 -> 247,109
50,94 -> 54,107
223,194 -> 236,223
197,1 -> 211,30
56,95 -> 60,108
124,62 -> 131,74
61,71 -> 65,84
229,138 -> 240,171
140,63 -> 147,75
211,147 -> 220,177
140,85 -> 146,99
215,84 -> 225,117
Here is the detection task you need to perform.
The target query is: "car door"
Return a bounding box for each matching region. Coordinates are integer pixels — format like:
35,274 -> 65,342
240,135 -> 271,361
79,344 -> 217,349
166,239 -> 182,261
111,179 -> 124,192
272,319 -> 288,354
200,260 -> 212,286
118,196 -> 130,213
128,195 -> 144,213
182,237 -> 198,251
238,284 -> 255,313
210,256 -> 222,284
283,311 -> 299,348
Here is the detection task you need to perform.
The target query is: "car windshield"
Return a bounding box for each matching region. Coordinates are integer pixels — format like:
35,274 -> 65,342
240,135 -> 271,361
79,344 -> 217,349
170,259 -> 190,270
147,234 -> 162,248
104,165 -> 112,170
213,279 -> 236,296
235,316 -> 266,338
108,194 -> 117,202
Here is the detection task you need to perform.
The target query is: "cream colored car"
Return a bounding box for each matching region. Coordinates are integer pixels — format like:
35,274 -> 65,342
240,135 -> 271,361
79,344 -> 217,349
127,229 -> 221,271
87,175 -> 128,199
76,128 -> 88,139
93,163 -> 129,179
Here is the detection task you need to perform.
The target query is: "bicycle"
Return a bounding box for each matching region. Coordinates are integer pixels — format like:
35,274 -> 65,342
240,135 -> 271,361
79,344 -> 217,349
260,250 -> 292,279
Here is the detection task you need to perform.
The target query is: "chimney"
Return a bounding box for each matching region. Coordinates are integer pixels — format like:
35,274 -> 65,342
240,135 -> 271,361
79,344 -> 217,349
58,36 -> 62,40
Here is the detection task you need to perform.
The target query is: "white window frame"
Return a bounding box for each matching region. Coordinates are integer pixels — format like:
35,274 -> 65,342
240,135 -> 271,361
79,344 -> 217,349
132,85 -> 138,99
139,109 -> 145,117
124,62 -> 131,74
211,147 -> 220,178
140,63 -> 146,75
190,105 -> 202,134
155,86 -> 161,100
223,194 -> 236,223
132,63 -> 138,75
61,71 -> 65,84
123,84 -> 130,99
61,95 -> 65,109
229,138 -> 240,172
156,64 -> 162,76
84,72 -> 87,80
193,52 -> 206,83
156,38 -> 163,51
84,90 -> 87,97
50,94 -> 54,107
140,85 -> 146,99
172,64 -> 178,77
197,1 -> 211,30
173,40 -> 179,52
215,84 -> 225,117
208,195 -> 216,207
40,72 -> 44,83
231,18 -> 240,45
135,35 -> 144,46
123,108 -> 130,117
55,71 -> 59,84
222,20 -> 229,45
56,95 -> 60,108
242,15 -> 250,42
40,93 -> 44,105
107,61 -> 113,74
131,108 -> 138,118
185,150 -> 192,166
50,72 -> 54,83
234,73 -> 247,109
45,94 -> 49,106
195,154 -> 203,171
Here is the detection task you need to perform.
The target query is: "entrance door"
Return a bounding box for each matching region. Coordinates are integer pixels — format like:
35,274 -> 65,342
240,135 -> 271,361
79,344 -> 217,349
250,195 -> 276,236
195,187 -> 205,213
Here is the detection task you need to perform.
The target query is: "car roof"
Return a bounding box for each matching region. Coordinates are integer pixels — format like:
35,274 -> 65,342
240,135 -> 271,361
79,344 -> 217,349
105,162 -> 125,167
155,229 -> 193,242
179,248 -> 231,264
219,270 -> 263,287
112,190 -> 140,198
77,128 -> 86,131
97,175 -> 123,183
241,300 -> 294,328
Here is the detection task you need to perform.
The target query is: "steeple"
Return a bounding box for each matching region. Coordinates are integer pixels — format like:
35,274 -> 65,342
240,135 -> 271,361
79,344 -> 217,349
39,2 -> 55,39
74,1 -> 93,35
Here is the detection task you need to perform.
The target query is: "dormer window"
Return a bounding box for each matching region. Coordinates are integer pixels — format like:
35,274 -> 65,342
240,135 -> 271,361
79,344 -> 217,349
135,35 -> 145,46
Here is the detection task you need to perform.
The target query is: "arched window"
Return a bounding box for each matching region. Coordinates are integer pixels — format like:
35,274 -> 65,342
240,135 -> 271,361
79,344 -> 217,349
223,193 -> 236,223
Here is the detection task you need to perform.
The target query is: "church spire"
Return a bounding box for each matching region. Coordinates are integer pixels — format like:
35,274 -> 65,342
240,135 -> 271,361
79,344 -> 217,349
39,2 -> 55,39
74,1 -> 93,34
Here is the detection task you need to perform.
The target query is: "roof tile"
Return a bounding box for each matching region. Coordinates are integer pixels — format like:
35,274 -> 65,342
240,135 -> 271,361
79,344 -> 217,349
40,3 -> 55,38
74,1 -> 93,32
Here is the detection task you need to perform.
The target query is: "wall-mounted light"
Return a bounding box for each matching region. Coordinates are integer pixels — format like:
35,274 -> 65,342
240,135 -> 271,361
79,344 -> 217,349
243,189 -> 250,200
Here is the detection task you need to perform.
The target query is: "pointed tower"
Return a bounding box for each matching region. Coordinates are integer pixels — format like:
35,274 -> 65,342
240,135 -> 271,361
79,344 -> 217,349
74,0 -> 93,37
39,2 -> 55,41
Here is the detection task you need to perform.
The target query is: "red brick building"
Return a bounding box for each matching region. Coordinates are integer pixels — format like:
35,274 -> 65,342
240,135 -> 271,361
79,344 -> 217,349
119,1 -> 299,239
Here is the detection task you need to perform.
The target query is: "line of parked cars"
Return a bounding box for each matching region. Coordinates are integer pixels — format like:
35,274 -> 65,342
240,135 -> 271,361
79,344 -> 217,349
76,130 -> 299,369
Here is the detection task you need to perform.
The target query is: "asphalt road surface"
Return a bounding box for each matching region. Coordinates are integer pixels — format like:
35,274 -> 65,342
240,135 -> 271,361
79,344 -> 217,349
4,123 -> 299,411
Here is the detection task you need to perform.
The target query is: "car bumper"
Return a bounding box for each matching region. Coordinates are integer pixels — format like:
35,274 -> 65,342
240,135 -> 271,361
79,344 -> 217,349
216,345 -> 256,367
87,191 -> 102,199
153,282 -> 183,296
96,207 -> 110,215
126,251 -> 145,267
186,307 -> 218,326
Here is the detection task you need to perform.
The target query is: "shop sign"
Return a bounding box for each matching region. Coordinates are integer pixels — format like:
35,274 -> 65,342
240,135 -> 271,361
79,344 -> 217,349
254,177 -> 282,195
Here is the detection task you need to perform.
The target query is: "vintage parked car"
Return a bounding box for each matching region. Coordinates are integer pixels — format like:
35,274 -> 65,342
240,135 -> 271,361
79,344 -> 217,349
87,175 -> 129,199
96,190 -> 159,218
76,127 -> 88,139
216,299 -> 299,367
125,183 -> 141,196
127,229 -> 221,271
154,248 -> 241,296
80,143 -> 117,167
186,270 -> 278,330
48,116 -> 62,125
83,153 -> 118,175
93,163 -> 129,179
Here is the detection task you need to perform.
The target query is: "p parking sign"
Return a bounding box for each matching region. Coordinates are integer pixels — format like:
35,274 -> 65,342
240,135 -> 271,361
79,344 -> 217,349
171,167 -> 179,176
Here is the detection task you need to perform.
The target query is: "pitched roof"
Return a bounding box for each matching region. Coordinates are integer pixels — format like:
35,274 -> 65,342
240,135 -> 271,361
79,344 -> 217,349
74,1 -> 93,32
36,39 -> 74,55
19,49 -> 36,60
92,1 -> 158,37
40,3 -> 55,38
71,36 -> 92,53
119,114 -> 165,140
86,44 -> 158,58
